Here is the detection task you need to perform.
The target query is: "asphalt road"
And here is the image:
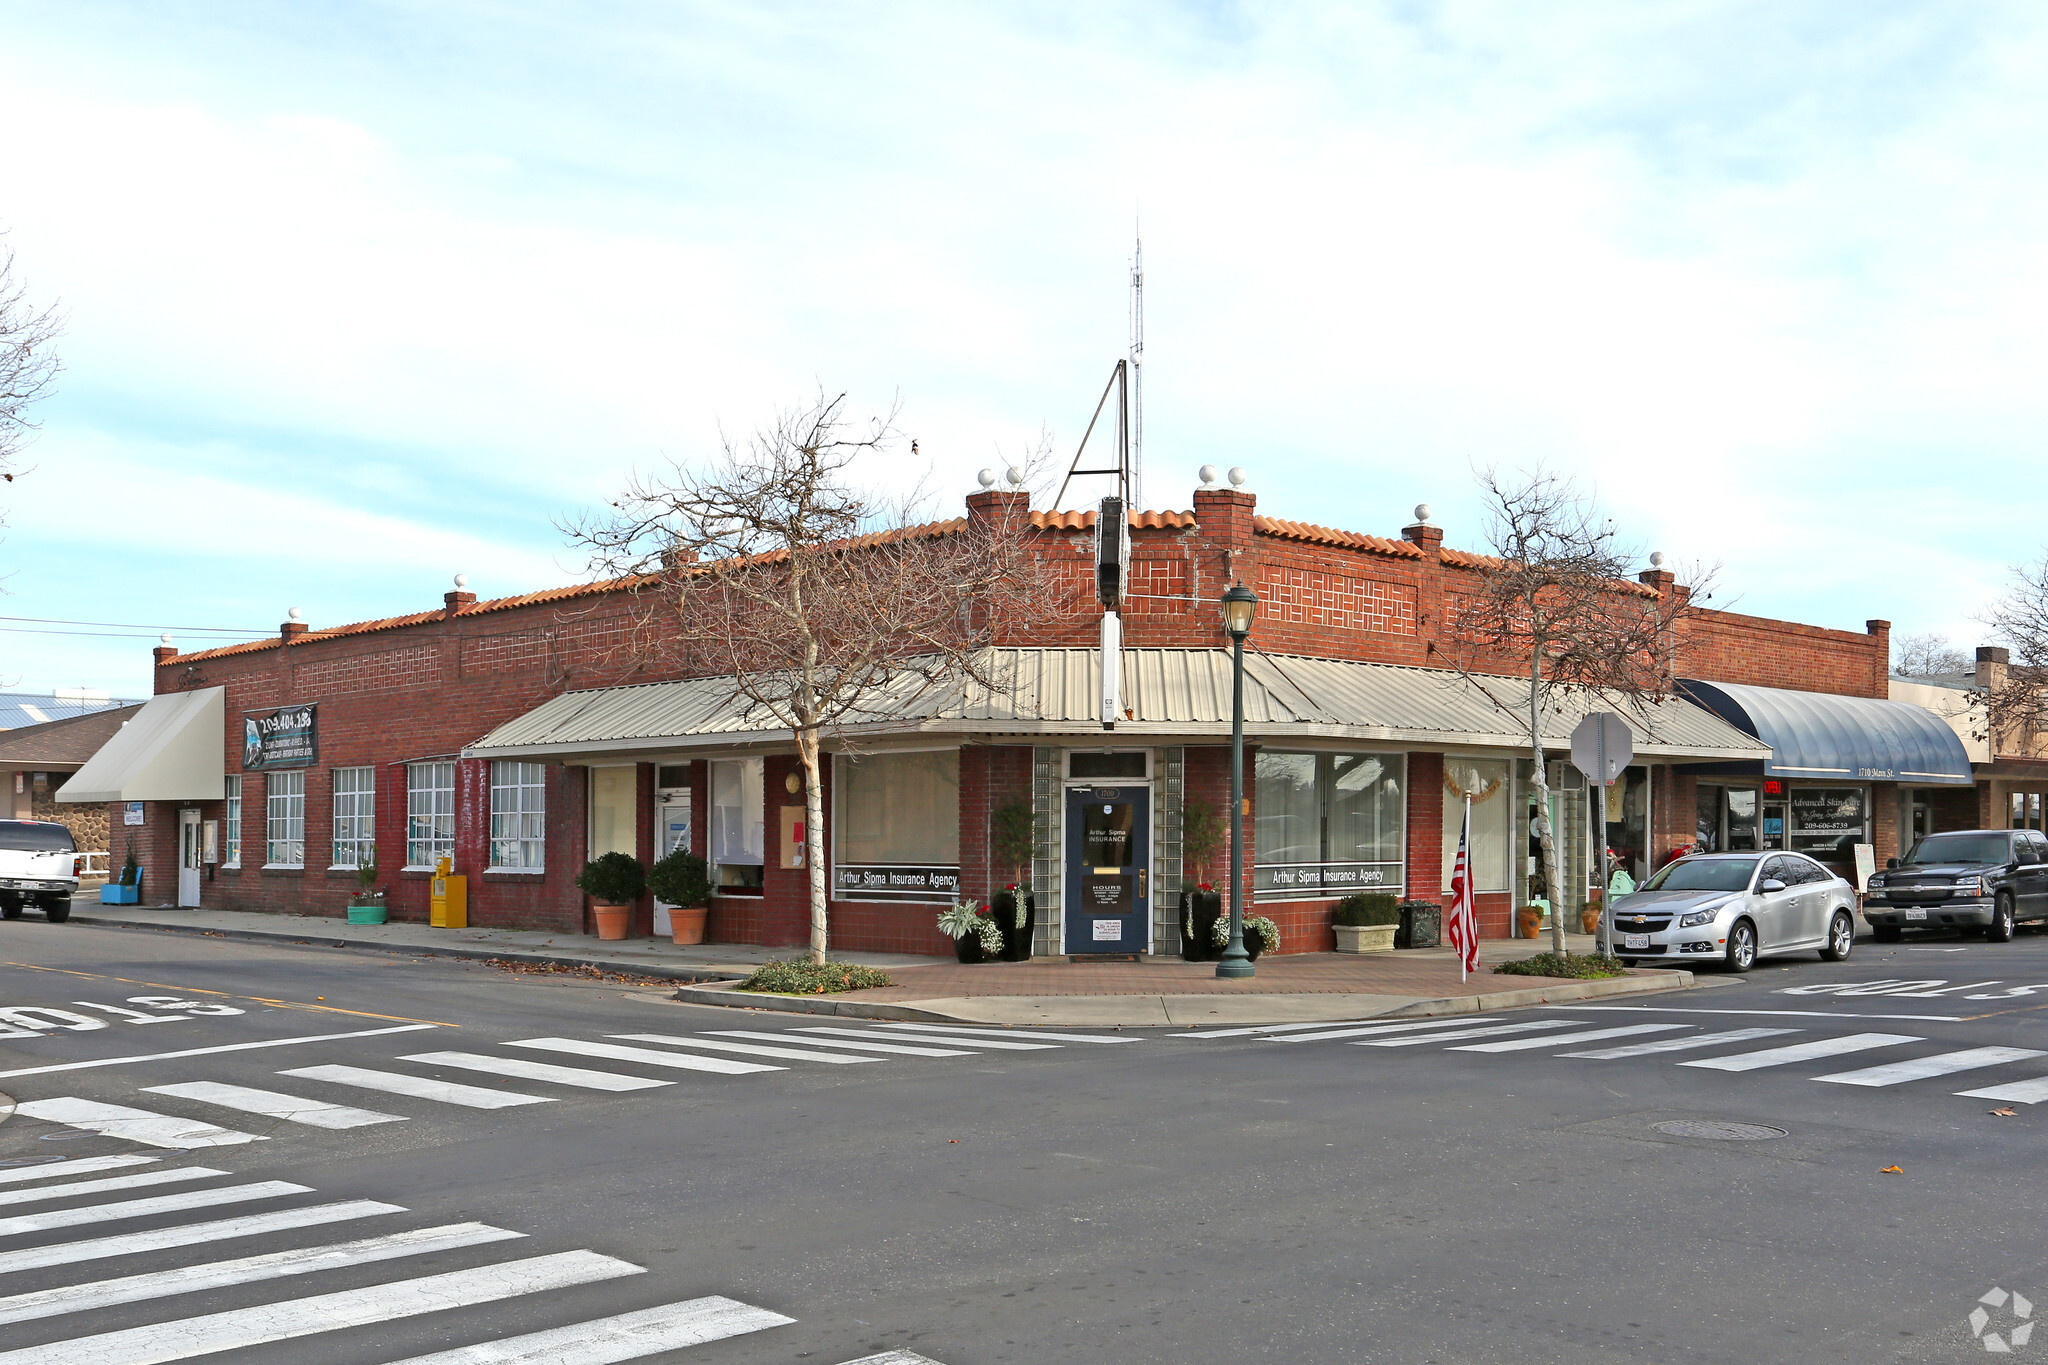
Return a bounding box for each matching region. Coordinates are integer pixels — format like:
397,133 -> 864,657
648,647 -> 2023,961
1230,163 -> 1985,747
5,921 -> 2048,1364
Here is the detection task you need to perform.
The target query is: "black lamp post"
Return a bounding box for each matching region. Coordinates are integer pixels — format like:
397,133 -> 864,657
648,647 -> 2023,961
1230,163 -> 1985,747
1217,580 -> 1258,979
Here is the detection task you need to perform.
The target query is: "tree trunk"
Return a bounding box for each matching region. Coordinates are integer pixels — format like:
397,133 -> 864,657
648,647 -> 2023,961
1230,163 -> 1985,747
1532,655 -> 1568,955
796,725 -> 828,965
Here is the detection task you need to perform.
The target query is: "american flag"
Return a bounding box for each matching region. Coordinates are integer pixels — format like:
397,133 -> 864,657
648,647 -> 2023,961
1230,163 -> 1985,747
1446,797 -> 1480,980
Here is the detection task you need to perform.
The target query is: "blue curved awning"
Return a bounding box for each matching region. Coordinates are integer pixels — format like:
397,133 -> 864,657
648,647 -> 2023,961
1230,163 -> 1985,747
1679,680 -> 1974,786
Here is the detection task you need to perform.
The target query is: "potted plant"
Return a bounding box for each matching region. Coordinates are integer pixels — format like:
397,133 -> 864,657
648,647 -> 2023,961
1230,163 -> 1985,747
938,900 -> 1002,963
1332,892 -> 1400,952
100,843 -> 142,905
577,851 -> 645,941
1179,799 -> 1224,959
1181,882 -> 1222,960
990,798 -> 1036,960
1212,912 -> 1280,961
1516,905 -> 1545,939
991,883 -> 1035,961
1580,889 -> 1604,936
346,851 -> 387,925
649,848 -> 713,945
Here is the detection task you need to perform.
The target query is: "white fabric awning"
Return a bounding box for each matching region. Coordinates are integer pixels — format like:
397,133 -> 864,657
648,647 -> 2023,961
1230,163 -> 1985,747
57,688 -> 225,803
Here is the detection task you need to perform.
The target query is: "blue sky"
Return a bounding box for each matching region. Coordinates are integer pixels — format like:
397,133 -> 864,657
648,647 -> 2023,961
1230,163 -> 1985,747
2,2 -> 2044,695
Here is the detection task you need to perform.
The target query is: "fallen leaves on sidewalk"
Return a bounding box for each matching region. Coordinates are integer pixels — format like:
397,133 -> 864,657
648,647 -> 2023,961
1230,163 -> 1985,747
1990,1107 -> 2018,1117
1879,1166 -> 1904,1174
482,958 -> 678,987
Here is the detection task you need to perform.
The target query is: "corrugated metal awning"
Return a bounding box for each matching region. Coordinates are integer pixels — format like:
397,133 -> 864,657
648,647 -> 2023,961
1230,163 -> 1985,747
465,650 -> 1770,762
1680,679 -> 1975,785
56,688 -> 225,803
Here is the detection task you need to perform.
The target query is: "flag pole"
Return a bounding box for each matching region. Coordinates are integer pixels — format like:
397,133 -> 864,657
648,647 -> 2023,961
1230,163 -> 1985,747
1460,796 -> 1472,983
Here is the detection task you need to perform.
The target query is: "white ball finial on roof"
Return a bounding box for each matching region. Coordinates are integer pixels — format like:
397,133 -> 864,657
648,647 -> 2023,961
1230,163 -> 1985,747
977,468 -> 998,489
1198,464 -> 1219,487
454,573 -> 469,589
1005,466 -> 1025,487
1227,466 -> 1247,488
287,606 -> 304,622
1649,551 -> 1666,569
159,633 -> 172,645
1414,504 -> 1433,524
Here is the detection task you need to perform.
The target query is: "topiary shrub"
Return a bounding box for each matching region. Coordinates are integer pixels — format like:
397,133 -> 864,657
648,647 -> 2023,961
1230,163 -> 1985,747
734,959 -> 895,994
648,848 -> 712,907
1332,892 -> 1402,926
576,851 -> 646,905
1492,952 -> 1629,979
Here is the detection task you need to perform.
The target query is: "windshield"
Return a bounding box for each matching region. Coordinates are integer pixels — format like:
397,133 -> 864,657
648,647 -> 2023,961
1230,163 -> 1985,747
0,821 -> 76,854
1641,857 -> 1758,893
1904,833 -> 2013,866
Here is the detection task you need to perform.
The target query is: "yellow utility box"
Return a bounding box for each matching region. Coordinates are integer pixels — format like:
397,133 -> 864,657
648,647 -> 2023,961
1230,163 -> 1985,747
430,855 -> 468,929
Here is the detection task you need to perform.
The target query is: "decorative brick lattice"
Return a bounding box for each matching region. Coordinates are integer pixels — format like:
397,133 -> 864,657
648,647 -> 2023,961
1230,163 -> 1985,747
462,619 -> 635,676
1257,567 -> 1417,636
291,646 -> 441,697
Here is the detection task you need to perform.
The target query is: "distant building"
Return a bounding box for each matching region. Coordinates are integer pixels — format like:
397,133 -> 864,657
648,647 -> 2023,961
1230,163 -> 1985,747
0,690 -> 144,731
0,704 -> 145,853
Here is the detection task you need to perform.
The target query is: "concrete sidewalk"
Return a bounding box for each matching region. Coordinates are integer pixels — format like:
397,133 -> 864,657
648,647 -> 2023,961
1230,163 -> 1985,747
66,902 -> 1693,1026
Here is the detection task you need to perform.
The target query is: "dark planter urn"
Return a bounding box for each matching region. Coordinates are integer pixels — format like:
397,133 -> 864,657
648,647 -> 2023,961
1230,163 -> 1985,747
953,933 -> 986,965
1182,889 -> 1222,960
1242,926 -> 1266,962
993,890 -> 1036,961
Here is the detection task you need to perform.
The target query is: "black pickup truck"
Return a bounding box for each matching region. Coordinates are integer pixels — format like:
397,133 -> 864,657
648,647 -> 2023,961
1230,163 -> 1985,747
1862,828 -> 2048,942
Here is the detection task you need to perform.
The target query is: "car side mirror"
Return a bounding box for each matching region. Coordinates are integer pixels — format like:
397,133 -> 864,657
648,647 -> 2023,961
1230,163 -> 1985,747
1885,857 -> 1900,870
1758,878 -> 1787,893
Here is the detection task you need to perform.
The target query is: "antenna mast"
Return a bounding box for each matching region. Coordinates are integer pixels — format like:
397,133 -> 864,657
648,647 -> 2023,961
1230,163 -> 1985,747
1129,228 -> 1143,511
1051,231 -> 1148,511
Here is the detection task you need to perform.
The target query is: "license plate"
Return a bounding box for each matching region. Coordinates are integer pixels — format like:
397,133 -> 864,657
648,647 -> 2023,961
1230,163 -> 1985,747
1905,908 -> 1927,921
1624,933 -> 1650,949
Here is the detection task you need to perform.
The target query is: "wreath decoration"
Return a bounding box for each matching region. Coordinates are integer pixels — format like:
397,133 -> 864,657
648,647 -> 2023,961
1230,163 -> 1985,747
1442,766 -> 1505,803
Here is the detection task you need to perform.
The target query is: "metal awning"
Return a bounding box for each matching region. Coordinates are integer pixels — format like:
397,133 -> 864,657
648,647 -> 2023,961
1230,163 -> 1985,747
56,687 -> 226,803
1679,679 -> 1974,786
465,650 -> 1770,763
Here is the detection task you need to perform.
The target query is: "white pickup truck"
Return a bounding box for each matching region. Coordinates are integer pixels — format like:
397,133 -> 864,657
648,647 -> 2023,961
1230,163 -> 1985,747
0,819 -> 80,923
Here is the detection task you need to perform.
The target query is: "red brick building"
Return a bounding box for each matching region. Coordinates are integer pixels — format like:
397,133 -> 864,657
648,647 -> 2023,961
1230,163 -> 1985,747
64,474 -> 1972,956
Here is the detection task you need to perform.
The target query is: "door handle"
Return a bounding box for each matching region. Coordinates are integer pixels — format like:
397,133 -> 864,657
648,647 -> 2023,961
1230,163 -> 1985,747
1138,869 -> 1147,899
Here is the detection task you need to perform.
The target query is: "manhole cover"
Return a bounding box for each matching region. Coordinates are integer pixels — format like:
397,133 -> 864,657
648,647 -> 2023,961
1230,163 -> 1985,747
1653,1119 -> 1788,1141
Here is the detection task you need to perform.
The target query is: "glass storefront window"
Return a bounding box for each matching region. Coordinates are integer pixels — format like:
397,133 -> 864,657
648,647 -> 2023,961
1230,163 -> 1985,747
1254,752 -> 1405,899
710,758 -> 765,891
834,751 -> 960,867
1442,758 -> 1510,893
1725,788 -> 1760,851
1789,787 -> 1867,861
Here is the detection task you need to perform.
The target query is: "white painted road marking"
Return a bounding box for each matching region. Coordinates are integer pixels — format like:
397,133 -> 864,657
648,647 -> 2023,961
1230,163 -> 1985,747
1448,1023 -> 1691,1053
838,1352 -> 949,1365
1275,1020 -> 1506,1043
14,1097 -> 265,1148
877,1023 -> 1137,1044
0,1166 -> 222,1208
798,1026 -> 1059,1051
399,1051 -> 672,1092
1562,1027 -> 1798,1059
374,1294 -> 795,1364
708,1030 -> 973,1058
0,1024 -> 442,1080
0,1154 -> 158,1186
507,1038 -> 779,1076
0,1199 -> 402,1275
143,1082 -> 407,1129
1555,1005 -> 1967,1022
0,1180 -> 310,1238
1176,1020 -> 1392,1039
609,1033 -> 876,1065
0,1249 -> 642,1365
1956,1076 -> 2048,1105
1814,1046 -> 2047,1088
1361,1021 -> 1578,1048
1680,1033 -> 1923,1072
279,1065 -> 554,1109
0,1221 -> 523,1325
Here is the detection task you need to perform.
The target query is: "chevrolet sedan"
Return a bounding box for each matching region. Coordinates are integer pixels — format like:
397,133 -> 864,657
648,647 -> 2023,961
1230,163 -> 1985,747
1608,851 -> 1858,973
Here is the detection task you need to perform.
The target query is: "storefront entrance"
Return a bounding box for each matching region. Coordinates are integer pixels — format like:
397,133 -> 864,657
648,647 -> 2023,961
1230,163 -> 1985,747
177,808 -> 202,907
650,787 -> 691,937
1064,785 -> 1150,955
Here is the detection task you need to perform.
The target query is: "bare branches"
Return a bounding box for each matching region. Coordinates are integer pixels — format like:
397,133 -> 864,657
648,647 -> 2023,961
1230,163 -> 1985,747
1892,632 -> 1972,679
0,239 -> 63,495
1978,552 -> 2048,757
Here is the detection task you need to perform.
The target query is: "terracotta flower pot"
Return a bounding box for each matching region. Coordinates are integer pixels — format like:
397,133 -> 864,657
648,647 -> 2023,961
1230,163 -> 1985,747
1580,906 -> 1603,935
669,905 -> 708,945
592,903 -> 631,941
1517,906 -> 1544,939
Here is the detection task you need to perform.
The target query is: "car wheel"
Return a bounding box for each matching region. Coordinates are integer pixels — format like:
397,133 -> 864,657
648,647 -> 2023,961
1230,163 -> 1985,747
0,896 -> 20,921
1820,911 -> 1855,961
1725,920 -> 1757,973
1987,895 -> 2016,944
1871,924 -> 1902,943
42,898 -> 70,925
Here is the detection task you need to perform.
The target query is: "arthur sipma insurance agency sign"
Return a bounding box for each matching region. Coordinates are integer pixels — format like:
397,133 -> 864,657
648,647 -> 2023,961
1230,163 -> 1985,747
243,704 -> 317,770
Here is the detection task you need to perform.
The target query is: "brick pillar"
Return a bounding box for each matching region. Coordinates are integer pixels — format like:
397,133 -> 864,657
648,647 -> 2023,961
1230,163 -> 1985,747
1865,620 -> 1891,699
1872,781 -> 1900,869
1406,752 -> 1444,903
632,762 -> 656,936
454,758 -> 489,878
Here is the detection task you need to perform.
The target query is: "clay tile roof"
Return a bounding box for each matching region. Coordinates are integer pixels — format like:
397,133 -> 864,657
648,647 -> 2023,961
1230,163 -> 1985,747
1029,508 -> 1197,532
1252,516 -> 1423,559
1437,547 -> 1500,569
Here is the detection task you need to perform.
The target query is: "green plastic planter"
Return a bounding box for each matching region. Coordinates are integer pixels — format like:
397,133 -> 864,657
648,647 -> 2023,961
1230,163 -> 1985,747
346,902 -> 388,925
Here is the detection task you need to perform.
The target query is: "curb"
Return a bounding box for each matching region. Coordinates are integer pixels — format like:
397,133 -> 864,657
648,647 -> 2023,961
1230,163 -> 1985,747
67,912 -> 748,986
665,966 -> 1695,1025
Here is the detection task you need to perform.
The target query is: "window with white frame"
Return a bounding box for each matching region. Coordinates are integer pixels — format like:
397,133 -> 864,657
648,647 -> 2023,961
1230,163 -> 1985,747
224,775 -> 242,866
1253,751 -> 1406,900
406,762 -> 456,868
490,761 -> 546,869
330,767 -> 375,869
265,770 -> 305,867
709,757 -> 765,892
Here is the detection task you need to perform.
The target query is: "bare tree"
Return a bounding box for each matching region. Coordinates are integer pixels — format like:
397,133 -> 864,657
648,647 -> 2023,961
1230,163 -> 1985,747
0,239 -> 63,504
569,390 -> 1049,963
1977,552 -> 2048,760
1892,632 -> 1971,679
1443,468 -> 1711,955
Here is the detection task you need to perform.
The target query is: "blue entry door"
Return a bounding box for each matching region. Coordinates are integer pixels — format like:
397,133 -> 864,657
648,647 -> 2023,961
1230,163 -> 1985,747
1064,786 -> 1150,954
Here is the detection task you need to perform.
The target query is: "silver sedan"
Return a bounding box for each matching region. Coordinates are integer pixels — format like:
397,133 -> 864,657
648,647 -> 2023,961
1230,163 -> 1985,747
1608,851 -> 1858,973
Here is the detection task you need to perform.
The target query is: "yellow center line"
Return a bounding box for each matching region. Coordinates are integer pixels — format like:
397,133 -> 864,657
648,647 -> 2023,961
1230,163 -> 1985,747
0,961 -> 457,1027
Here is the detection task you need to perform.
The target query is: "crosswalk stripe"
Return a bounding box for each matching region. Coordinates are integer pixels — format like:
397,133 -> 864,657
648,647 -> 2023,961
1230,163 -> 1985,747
13,1097 -> 264,1148
838,1353 -> 948,1364
0,1166 -> 222,1208
608,1034 -> 876,1065
143,1082 -> 407,1129
1277,1019 -> 1518,1044
279,1065 -> 554,1109
0,1249 -> 643,1365
373,1294 -> 795,1364
1562,1027 -> 1797,1059
0,1155 -> 158,1186
1360,1021 -> 1577,1048
1176,1020 -> 1392,1039
506,1038 -> 780,1076
1956,1076 -> 2048,1105
1448,1023 -> 1691,1054
797,1026 -> 1058,1051
1679,1032 -> 1922,1072
877,1023 -> 1136,1044
0,1221 -> 523,1325
1814,1046 -> 2047,1088
0,1199 -> 403,1276
707,1030 -> 973,1058
399,1052 -> 672,1092
0,1180 -> 310,1239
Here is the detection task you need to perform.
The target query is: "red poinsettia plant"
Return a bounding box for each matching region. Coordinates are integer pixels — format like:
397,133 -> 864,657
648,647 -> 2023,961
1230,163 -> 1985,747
1198,882 -> 1214,892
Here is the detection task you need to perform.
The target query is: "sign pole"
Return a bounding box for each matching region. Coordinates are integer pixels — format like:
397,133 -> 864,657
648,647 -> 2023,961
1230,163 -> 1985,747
1597,723 -> 1611,958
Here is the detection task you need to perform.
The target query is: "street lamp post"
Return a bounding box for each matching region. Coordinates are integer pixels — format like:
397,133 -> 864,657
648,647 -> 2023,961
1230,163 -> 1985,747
1217,581 -> 1258,980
